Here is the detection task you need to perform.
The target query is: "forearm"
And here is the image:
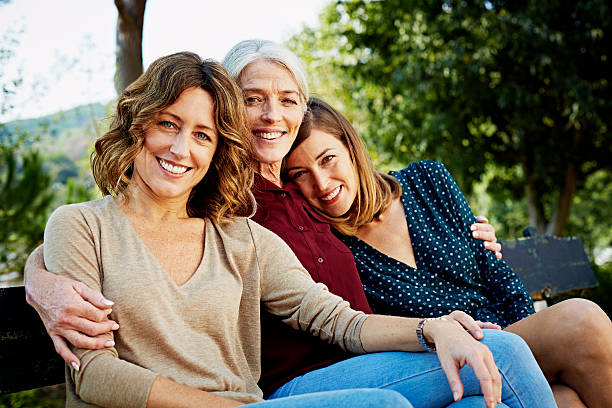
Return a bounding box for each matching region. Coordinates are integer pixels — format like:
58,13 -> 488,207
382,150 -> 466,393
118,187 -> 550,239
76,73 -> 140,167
359,315 -> 424,353
24,244 -> 50,307
147,376 -> 244,408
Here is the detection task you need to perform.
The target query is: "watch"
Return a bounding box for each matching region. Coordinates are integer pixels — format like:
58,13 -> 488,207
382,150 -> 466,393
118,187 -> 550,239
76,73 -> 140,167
416,317 -> 447,352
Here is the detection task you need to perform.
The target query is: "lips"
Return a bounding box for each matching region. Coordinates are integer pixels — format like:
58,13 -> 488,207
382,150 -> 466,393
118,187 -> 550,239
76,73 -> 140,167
320,185 -> 342,202
253,130 -> 285,140
157,157 -> 190,174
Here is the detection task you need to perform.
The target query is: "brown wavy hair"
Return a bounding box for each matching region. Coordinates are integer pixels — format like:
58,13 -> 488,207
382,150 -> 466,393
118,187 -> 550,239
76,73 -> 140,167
285,98 -> 400,236
91,52 -> 255,221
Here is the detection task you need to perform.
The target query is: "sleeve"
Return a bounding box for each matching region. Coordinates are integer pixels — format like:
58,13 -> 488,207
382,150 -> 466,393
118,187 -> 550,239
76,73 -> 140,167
246,220 -> 368,354
43,204 -> 157,408
426,162 -> 535,327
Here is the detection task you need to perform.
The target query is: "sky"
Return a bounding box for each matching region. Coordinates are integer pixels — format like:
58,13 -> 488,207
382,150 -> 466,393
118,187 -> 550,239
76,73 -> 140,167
0,0 -> 329,122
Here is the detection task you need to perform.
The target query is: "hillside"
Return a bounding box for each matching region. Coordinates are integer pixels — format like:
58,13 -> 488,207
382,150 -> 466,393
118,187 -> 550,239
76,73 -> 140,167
1,102 -> 112,183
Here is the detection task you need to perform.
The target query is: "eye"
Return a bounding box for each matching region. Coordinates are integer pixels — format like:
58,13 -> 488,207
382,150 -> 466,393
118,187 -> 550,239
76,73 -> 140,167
282,98 -> 298,105
245,96 -> 262,105
195,132 -> 211,141
321,155 -> 335,165
159,121 -> 175,129
290,170 -> 306,180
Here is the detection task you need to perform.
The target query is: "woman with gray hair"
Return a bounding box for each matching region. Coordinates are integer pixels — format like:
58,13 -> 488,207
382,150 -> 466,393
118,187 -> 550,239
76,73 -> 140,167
23,41 -> 554,408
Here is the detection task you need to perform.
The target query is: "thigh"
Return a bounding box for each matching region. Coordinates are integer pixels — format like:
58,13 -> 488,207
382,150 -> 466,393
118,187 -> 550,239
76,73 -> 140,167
268,351 -> 457,407
269,330 -> 555,408
503,299 -> 583,380
249,388 -> 413,408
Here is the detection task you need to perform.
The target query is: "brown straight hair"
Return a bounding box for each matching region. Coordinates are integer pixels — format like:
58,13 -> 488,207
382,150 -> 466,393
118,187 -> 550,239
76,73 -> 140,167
91,52 -> 255,222
285,98 -> 400,236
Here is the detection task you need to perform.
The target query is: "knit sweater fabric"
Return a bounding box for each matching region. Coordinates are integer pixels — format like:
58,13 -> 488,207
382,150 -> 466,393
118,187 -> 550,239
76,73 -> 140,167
43,196 -> 367,407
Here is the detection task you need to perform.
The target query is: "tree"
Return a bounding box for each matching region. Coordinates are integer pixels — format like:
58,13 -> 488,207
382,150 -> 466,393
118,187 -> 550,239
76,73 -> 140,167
114,0 -> 147,93
292,0 -> 611,236
0,140 -> 55,278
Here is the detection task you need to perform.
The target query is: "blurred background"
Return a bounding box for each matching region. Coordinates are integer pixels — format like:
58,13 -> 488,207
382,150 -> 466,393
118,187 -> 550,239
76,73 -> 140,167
1,0 -> 610,405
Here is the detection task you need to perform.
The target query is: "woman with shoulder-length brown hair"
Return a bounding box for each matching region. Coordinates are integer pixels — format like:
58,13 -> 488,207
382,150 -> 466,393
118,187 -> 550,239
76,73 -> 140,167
91,51 -> 254,221
286,97 -> 612,408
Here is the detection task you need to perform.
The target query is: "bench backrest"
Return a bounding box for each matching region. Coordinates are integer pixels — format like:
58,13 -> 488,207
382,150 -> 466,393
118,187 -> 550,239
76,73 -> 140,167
0,286 -> 64,395
500,234 -> 598,299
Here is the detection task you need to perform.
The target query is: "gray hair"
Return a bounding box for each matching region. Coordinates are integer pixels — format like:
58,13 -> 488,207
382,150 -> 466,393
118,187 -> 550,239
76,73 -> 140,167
222,39 -> 309,109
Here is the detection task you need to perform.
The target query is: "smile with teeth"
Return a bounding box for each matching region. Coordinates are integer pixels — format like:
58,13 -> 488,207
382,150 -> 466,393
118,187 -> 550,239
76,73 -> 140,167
254,131 -> 283,140
320,186 -> 341,201
158,158 -> 189,175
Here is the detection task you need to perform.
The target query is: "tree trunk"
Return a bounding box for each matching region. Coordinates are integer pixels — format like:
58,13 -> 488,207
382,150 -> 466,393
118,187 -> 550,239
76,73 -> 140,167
546,128 -> 582,236
522,159 -> 547,233
546,161 -> 577,236
114,0 -> 147,94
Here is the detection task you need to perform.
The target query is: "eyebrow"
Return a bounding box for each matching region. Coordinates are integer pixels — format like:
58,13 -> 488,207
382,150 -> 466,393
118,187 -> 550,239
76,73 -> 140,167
160,111 -> 216,132
286,148 -> 335,172
242,87 -> 300,96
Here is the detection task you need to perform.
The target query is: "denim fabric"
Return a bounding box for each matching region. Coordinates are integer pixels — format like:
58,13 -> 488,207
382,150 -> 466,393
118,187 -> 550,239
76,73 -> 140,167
248,388 -> 413,407
269,330 -> 557,408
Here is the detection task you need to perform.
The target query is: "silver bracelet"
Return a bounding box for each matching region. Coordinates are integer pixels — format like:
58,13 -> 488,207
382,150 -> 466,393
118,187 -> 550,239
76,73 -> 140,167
416,317 -> 447,352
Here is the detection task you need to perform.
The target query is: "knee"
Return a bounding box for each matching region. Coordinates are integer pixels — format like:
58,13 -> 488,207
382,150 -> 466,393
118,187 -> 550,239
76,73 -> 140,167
482,329 -> 532,356
480,329 -> 541,374
549,299 -> 611,341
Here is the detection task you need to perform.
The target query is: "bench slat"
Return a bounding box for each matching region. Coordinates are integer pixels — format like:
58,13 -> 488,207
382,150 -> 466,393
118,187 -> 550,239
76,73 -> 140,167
0,286 -> 65,395
501,235 -> 598,299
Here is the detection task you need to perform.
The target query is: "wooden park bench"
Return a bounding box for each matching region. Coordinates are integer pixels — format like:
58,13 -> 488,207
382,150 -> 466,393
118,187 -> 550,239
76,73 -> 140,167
500,227 -> 599,309
0,227 -> 599,396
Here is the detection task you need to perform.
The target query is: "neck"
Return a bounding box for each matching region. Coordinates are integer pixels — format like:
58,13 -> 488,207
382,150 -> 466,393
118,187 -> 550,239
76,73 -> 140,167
122,183 -> 190,222
256,161 -> 283,187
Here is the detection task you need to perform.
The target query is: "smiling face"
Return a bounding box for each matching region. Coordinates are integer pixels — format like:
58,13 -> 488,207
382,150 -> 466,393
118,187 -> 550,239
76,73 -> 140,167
131,87 -> 218,204
286,128 -> 359,217
238,59 -> 304,176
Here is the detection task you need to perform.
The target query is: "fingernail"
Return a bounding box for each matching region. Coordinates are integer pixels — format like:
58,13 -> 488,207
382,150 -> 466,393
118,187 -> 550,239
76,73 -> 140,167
472,231 -> 479,238
106,309 -> 113,315
101,298 -> 114,306
476,329 -> 483,337
71,362 -> 80,371
112,323 -> 119,330
453,390 -> 460,401
104,340 -> 115,347
470,224 -> 477,231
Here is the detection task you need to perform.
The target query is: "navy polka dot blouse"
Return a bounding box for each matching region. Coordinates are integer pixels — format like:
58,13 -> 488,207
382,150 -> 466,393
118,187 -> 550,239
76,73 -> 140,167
338,161 -> 535,328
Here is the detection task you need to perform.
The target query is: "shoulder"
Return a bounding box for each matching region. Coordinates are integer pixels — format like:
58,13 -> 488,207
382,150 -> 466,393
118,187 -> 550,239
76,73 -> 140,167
47,196 -> 115,230
391,161 -> 451,185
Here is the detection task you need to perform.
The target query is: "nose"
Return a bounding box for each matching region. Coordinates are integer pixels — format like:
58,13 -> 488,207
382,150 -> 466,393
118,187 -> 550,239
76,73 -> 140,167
261,100 -> 282,123
312,170 -> 329,193
170,131 -> 189,158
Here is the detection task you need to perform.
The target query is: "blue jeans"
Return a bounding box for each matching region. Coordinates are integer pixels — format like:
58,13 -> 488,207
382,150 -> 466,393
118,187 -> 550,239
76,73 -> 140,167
248,388 -> 413,407
269,330 -> 557,408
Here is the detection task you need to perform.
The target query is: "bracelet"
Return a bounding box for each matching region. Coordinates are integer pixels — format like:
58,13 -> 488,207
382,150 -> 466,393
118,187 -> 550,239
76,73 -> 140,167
416,317 -> 447,352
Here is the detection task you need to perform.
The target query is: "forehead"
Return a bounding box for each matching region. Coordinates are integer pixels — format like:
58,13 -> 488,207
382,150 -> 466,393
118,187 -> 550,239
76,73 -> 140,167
289,128 -> 346,163
162,87 -> 217,130
238,59 -> 300,93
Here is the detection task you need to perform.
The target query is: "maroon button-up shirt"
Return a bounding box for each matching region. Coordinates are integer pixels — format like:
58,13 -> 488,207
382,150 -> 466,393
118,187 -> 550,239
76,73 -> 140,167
252,174 -> 373,396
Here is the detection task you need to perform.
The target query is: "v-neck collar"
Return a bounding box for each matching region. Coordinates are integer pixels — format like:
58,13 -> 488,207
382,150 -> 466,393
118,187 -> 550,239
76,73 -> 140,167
108,196 -> 207,288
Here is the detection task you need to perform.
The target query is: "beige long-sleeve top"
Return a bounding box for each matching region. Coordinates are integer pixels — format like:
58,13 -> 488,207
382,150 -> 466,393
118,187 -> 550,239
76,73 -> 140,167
43,196 -> 367,407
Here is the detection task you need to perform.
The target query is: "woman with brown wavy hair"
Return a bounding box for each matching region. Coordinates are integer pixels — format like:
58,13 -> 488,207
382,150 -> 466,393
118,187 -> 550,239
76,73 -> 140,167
34,52 -> 417,407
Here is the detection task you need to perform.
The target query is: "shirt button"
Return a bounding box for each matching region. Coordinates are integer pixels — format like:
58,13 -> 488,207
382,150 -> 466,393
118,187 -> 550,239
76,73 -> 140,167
298,226 -> 304,231
317,257 -> 324,263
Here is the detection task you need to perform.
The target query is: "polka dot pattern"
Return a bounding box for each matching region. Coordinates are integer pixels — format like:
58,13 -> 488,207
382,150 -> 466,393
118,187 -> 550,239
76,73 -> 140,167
338,161 -> 535,328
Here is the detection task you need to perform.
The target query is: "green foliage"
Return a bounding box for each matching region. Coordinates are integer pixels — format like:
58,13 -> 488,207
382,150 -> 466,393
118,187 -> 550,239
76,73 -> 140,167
0,135 -> 56,280
0,385 -> 65,407
290,0 -> 611,237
